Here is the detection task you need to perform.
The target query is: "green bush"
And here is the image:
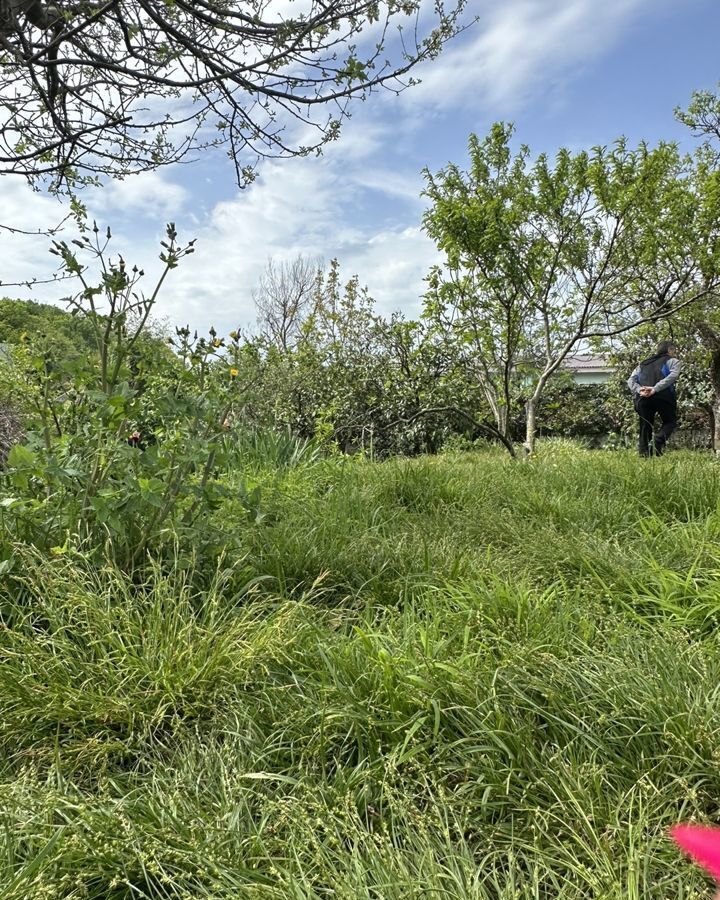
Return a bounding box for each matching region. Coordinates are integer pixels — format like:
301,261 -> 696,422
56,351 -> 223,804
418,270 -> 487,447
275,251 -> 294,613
537,382 -> 612,439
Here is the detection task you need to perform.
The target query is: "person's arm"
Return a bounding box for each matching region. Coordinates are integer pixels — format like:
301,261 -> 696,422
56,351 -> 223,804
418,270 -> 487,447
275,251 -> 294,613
627,366 -> 642,396
650,358 -> 682,394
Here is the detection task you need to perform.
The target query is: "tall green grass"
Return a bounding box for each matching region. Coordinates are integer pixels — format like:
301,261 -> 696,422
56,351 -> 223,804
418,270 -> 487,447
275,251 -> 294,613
226,448 -> 720,617
2,446 -> 720,897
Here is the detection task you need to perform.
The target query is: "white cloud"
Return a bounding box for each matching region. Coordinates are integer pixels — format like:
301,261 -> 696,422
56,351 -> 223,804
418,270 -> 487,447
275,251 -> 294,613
95,171 -> 190,218
152,153 -> 431,335
401,0 -> 658,114
344,226 -> 440,320
0,180 -> 69,298
351,166 -> 425,204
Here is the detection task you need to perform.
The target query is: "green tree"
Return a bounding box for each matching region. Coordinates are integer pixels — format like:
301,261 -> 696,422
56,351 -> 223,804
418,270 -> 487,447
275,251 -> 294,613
272,258 -> 386,450
676,85 -> 720,454
422,127 -> 535,444
423,124 -> 720,455
676,86 -> 720,156
250,261 -> 462,456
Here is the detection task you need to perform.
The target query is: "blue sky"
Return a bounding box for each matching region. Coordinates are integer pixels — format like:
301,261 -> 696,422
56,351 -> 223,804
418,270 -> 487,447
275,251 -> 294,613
2,0 -> 720,337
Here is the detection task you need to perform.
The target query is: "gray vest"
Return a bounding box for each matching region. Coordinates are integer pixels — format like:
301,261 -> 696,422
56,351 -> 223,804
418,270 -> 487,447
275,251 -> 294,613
637,354 -> 673,397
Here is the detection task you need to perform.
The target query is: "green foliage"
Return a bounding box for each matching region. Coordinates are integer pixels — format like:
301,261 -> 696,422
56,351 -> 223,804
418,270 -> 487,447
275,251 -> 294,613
249,260 -> 466,457
676,83 -> 720,150
0,297 -> 97,355
0,224 -> 263,573
421,124 -> 534,441
674,86 -> 720,453
537,380 -> 611,439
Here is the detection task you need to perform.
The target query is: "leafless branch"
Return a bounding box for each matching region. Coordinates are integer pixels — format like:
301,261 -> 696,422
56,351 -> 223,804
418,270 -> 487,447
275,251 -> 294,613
0,0 -> 471,189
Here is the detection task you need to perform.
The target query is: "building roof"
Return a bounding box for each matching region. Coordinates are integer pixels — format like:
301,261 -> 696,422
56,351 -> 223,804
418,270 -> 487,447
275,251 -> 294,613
562,354 -> 613,373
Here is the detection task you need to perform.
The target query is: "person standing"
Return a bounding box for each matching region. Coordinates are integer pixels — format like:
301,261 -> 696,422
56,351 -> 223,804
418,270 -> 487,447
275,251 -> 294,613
627,340 -> 682,457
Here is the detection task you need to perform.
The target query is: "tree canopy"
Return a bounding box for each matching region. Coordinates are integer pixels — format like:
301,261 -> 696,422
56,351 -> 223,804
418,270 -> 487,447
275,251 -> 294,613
0,0 -> 467,189
422,124 -> 720,453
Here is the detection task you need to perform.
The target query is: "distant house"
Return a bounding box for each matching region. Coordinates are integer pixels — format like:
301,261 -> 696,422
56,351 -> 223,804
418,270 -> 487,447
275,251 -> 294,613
562,354 -> 614,385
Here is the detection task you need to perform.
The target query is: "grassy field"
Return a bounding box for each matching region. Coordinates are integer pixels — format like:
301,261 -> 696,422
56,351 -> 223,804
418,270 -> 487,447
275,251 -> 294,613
3,443 -> 720,898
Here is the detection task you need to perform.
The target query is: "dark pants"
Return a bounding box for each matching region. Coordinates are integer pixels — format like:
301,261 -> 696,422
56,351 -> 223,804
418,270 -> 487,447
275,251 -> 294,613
635,394 -> 677,456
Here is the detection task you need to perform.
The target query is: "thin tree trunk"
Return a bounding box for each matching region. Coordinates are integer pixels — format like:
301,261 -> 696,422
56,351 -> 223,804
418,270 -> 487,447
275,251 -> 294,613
709,350 -> 720,457
695,321 -> 720,456
524,397 -> 537,456
713,399 -> 720,458
498,405 -> 509,442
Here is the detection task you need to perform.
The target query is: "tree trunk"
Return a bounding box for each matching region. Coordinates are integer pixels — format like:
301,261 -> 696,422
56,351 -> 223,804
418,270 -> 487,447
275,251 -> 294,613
705,333 -> 720,457
713,400 -> 720,457
480,382 -> 508,442
497,405 -> 509,442
695,321 -> 720,456
524,397 -> 537,456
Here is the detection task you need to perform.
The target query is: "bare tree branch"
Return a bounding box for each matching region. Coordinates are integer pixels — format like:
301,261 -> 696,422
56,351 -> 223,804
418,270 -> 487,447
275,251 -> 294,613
0,0 -> 471,190
254,254 -> 320,352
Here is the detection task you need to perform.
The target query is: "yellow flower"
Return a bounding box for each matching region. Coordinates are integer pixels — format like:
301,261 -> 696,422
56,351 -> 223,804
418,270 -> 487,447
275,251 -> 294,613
230,367 -> 239,377
229,330 -> 239,341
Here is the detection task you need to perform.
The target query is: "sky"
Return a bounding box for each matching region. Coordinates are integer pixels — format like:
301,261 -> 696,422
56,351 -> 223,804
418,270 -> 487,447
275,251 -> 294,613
1,0 -> 720,338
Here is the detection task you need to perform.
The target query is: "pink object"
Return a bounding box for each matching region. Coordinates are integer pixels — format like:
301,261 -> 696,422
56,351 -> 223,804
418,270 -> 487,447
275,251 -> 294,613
671,824 -> 720,881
